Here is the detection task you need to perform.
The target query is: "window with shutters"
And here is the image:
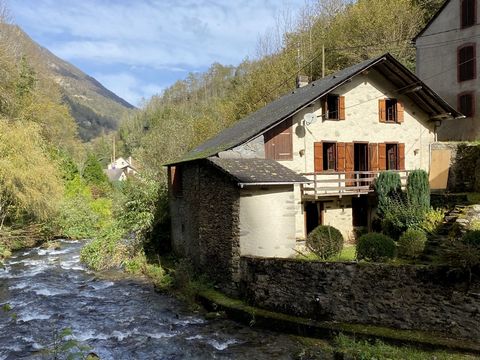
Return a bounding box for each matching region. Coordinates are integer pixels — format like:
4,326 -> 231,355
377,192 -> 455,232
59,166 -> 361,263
322,94 -> 345,120
323,142 -> 336,171
264,118 -> 293,160
379,99 -> 404,123
458,44 -> 476,82
461,0 -> 476,28
458,92 -> 475,117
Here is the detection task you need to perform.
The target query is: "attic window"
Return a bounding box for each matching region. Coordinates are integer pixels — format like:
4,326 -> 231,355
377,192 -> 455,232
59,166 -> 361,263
379,99 -> 404,123
458,44 -> 476,82
461,0 -> 476,28
386,99 -> 398,122
322,95 -> 345,120
458,92 -> 475,117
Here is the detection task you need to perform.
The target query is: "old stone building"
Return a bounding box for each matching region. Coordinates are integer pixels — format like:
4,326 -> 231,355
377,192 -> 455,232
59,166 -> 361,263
415,0 -> 478,140
166,53 -> 460,289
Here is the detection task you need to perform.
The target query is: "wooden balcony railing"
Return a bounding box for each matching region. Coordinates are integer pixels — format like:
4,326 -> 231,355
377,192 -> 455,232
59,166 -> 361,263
300,170 -> 410,199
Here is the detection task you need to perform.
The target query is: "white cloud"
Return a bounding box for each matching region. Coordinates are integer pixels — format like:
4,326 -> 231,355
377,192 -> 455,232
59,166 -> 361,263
10,0 -> 304,104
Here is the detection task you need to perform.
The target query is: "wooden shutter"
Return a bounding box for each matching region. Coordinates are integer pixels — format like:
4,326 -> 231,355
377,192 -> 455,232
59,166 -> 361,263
368,143 -> 379,171
338,96 -> 346,120
345,143 -> 354,186
314,142 -> 323,172
264,119 -> 292,160
396,101 -> 404,123
398,143 -> 405,170
378,143 -> 387,170
337,142 -> 346,171
379,99 -> 386,122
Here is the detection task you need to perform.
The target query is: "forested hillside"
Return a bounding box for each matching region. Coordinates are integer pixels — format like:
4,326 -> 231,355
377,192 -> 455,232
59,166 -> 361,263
0,23 -> 135,141
119,0 -> 444,181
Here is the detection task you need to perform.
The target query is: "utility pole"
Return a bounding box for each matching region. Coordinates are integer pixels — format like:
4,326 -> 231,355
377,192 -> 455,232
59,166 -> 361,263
322,44 -> 325,78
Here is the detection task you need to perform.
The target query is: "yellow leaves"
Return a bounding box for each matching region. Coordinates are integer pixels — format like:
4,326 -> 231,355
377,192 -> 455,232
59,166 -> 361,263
0,120 -> 63,222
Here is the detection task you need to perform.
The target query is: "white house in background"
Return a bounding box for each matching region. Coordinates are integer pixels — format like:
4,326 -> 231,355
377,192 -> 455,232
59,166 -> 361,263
105,156 -> 138,181
414,0 -> 477,140
166,53 -> 461,263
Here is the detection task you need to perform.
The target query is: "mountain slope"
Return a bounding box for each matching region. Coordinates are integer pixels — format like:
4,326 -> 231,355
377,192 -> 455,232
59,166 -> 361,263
2,24 -> 135,140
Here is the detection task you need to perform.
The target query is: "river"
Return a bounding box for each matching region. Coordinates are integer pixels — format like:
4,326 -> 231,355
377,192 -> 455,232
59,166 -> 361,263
0,240 -> 308,359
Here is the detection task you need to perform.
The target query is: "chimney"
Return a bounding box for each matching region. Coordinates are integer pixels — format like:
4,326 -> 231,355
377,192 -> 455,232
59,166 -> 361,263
296,74 -> 309,88
128,156 -> 133,166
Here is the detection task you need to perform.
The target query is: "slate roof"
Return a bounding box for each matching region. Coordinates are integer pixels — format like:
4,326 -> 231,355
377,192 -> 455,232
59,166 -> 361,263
166,53 -> 461,165
207,157 -> 309,185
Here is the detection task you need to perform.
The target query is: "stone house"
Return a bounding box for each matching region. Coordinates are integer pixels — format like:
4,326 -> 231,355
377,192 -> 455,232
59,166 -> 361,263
414,0 -> 478,140
166,53 -> 460,290
105,156 -> 138,181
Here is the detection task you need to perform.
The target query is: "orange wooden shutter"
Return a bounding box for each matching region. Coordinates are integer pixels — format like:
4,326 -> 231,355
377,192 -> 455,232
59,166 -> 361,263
368,143 -> 379,171
379,99 -> 386,122
378,143 -> 387,170
314,142 -> 323,172
345,143 -> 354,186
337,142 -> 346,171
339,96 -> 346,120
396,101 -> 404,123
398,143 -> 405,170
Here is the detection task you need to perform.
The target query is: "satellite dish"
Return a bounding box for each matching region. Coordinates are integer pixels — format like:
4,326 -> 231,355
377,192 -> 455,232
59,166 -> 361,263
304,113 -> 317,125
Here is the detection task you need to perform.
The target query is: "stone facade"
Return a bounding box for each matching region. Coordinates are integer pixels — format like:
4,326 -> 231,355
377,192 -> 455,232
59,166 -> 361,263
240,257 -> 480,341
169,161 -> 241,293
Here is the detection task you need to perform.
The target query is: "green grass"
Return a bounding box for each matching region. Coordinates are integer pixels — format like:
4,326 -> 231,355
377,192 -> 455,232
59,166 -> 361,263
334,334 -> 478,360
298,245 -> 357,262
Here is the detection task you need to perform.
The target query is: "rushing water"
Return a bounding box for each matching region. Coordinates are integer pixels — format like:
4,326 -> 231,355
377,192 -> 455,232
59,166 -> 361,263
0,240 -> 308,359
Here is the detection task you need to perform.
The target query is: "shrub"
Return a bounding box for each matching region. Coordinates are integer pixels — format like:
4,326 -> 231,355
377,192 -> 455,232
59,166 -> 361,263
398,228 -> 427,259
442,230 -> 480,275
356,233 -> 396,262
374,171 -> 402,216
407,170 -> 430,212
381,194 -> 425,239
420,208 -> 445,234
306,225 -> 344,260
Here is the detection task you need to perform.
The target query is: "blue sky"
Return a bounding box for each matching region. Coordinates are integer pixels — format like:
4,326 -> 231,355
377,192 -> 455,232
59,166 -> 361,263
9,0 -> 305,106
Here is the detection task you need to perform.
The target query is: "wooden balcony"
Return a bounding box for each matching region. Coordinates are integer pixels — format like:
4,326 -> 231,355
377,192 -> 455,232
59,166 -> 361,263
300,170 -> 410,199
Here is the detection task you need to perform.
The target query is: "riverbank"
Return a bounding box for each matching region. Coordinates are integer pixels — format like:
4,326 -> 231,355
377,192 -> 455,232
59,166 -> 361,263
198,288 -> 480,359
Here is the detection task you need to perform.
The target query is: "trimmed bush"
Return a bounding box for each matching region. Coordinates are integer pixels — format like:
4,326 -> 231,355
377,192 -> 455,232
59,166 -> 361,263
407,170 -> 430,213
374,171 -> 402,216
306,225 -> 344,260
356,233 -> 396,262
398,228 -> 427,259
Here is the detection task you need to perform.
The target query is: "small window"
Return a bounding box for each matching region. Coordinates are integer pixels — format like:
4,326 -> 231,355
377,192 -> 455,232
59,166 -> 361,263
458,92 -> 475,117
386,144 -> 398,170
327,95 -> 339,120
385,99 -> 398,123
458,44 -> 476,82
461,0 -> 476,28
323,142 -> 336,171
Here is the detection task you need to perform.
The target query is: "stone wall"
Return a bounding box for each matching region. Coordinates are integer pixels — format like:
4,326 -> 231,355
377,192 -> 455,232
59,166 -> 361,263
240,257 -> 480,341
432,142 -> 480,192
170,160 -> 241,294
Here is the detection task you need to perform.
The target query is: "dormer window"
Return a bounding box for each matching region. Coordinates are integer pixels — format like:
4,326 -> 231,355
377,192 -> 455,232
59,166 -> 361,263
461,0 -> 476,28
322,95 -> 345,120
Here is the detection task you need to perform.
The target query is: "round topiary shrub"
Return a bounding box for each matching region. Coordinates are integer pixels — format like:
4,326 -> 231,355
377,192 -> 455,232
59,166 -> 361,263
356,233 -> 396,262
398,228 -> 427,259
306,225 -> 344,260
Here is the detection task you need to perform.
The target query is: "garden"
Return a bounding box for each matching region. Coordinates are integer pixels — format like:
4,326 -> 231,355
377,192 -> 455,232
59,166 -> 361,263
302,169 -> 480,273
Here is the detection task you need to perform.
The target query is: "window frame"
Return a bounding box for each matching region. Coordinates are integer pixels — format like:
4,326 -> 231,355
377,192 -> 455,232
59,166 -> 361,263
458,91 -> 475,117
385,99 -> 398,123
461,0 -> 476,29
322,142 -> 337,171
326,94 -> 340,120
458,43 -> 477,82
385,143 -> 399,171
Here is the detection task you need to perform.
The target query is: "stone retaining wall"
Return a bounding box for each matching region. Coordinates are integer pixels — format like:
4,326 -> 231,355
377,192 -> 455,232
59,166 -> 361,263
239,257 -> 480,341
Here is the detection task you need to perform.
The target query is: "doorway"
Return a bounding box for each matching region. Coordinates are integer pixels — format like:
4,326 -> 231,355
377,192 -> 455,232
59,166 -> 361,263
305,202 -> 323,235
354,143 -> 369,186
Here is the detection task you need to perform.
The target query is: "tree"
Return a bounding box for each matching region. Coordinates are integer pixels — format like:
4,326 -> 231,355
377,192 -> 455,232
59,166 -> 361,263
82,153 -> 109,188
